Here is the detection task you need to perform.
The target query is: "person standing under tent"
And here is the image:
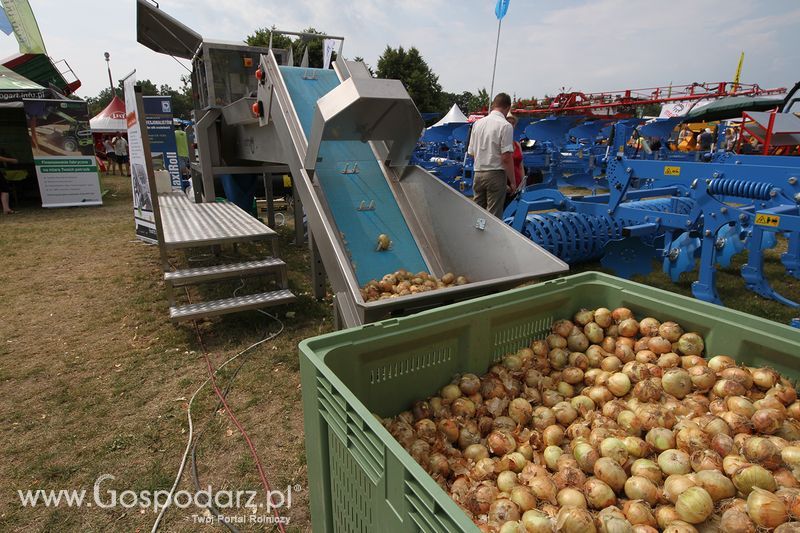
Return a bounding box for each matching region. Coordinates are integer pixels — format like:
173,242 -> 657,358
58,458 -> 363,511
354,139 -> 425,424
103,136 -> 116,175
0,151 -> 19,214
698,128 -> 714,152
113,133 -> 129,176
468,92 -> 516,218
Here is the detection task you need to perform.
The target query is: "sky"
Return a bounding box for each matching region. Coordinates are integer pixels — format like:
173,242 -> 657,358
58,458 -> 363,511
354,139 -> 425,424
1,0 -> 798,102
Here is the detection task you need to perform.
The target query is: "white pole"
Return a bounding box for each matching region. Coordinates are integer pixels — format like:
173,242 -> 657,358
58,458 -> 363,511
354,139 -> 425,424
489,18 -> 502,105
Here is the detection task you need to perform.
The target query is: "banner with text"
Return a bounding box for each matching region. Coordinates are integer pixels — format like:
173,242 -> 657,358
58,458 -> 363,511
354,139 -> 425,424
143,96 -> 180,191
124,73 -> 157,243
23,99 -> 102,207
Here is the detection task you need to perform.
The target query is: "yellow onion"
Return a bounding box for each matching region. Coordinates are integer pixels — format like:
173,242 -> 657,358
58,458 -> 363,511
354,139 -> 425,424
752,408 -> 784,434
687,365 -> 716,391
707,354 -> 736,372
664,474 -> 697,504
633,379 -> 661,403
726,395 -> 756,417
618,318 -> 640,337
594,457 -> 628,492
508,398 -> 533,425
777,420 -> 800,441
646,427 -> 675,452
720,508 -> 757,533
521,509 -> 553,533
528,476 -> 557,505
584,477 -> 617,509
636,350 -> 658,364
690,449 -> 723,472
555,507 -> 596,533
662,521 -> 699,533
658,449 -> 691,476
648,337 -> 672,355
466,481 -> 498,514
552,466 -> 586,491
676,486 -> 714,524
574,441 -> 600,474
721,367 -> 754,389
782,446 -> 800,470
608,373 -> 632,397
733,464 -> 777,495
681,355 -> 706,369
743,437 -> 782,470
693,469 -> 736,501
624,475 -> 659,505
775,468 -> 800,489
617,410 -> 643,436
464,444 -> 489,462
510,486 -> 537,512
657,352 -> 681,369
544,445 -> 563,471
631,459 -> 662,485
542,424 -> 564,447
774,523 -> 800,533
489,498 -> 521,523
488,430 -> 517,456
557,487 -> 586,509
623,500 -> 656,527
598,514 -> 634,533
771,383 -> 798,405
600,437 -> 628,465
720,411 -> 752,435
747,487 -> 788,528
677,333 -> 704,356
661,368 -> 692,399
498,470 -> 519,492
713,378 -> 747,398
655,506 -> 681,529
594,308 -> 612,327
624,437 -> 650,459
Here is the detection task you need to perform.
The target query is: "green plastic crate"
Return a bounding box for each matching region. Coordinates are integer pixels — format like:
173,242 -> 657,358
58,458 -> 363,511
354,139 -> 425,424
299,272 -> 800,532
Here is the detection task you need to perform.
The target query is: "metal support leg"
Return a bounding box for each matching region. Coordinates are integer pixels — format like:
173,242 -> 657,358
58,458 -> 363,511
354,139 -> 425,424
263,173 -> 276,229
782,231 -> 800,280
293,185 -> 305,246
742,227 -> 799,307
309,230 -> 326,300
691,235 -> 723,305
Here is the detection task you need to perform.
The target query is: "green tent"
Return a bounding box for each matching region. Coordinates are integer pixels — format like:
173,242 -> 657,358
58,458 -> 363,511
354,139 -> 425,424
686,95 -> 784,121
0,64 -> 47,102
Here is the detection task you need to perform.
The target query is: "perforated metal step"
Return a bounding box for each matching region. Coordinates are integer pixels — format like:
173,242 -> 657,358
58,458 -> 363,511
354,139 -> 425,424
164,258 -> 286,286
169,289 -> 295,321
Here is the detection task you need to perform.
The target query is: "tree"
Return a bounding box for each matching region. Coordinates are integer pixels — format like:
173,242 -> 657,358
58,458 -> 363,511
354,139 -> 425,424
439,89 -> 489,114
84,79 -> 193,119
376,45 -> 442,113
247,26 -> 329,68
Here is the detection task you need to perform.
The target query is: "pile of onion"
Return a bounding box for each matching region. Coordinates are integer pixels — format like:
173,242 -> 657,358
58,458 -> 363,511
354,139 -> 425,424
361,270 -> 468,302
382,306 -> 800,532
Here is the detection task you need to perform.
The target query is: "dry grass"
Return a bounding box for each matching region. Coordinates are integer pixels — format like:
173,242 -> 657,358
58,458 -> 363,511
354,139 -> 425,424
0,175 -> 330,532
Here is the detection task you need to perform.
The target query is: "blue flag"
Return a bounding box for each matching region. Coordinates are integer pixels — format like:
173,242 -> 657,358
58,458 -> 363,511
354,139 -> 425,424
0,8 -> 13,36
495,0 -> 511,20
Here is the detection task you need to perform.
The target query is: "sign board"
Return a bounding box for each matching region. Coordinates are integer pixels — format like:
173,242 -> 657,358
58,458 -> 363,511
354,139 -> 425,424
143,96 -> 181,191
124,72 -> 158,243
23,99 -> 102,207
659,99 -> 714,119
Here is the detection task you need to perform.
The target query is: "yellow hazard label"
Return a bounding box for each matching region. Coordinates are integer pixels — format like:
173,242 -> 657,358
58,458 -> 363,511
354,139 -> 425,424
664,166 -> 681,176
755,214 -> 781,227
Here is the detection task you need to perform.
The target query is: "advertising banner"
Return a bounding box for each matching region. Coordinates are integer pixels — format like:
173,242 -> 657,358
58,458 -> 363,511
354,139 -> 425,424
23,99 -> 102,207
143,95 -> 181,191
124,72 -> 157,243
659,98 -> 714,119
2,0 -> 47,54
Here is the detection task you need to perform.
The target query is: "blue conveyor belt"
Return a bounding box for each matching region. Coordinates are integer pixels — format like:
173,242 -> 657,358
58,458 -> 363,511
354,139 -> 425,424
280,66 -> 428,285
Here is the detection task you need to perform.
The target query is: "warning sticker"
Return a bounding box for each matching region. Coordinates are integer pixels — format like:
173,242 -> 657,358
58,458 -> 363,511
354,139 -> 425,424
663,166 -> 681,176
755,214 -> 781,227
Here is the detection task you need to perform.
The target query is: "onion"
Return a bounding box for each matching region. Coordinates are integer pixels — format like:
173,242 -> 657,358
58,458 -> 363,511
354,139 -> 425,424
721,366 -> 754,389
658,321 -> 684,342
498,521 -> 524,533
441,383 -> 462,401
617,410 -> 643,436
567,330 -> 590,353
775,523 -> 800,533
521,509 -> 553,533
557,487 -> 586,509
687,365 -> 716,391
690,449 -> 723,473
585,323 -> 605,345
623,500 -> 657,527
771,383 -> 798,405
452,397 -> 477,418
612,307 -> 633,321
658,449 -> 691,476
726,395 -> 756,417
743,437 -> 782,470
662,368 -> 692,399
553,466 -> 586,491
680,355 -> 705,369
542,425 -> 564,447
571,395 -> 595,415
752,368 -> 779,389
723,455 -> 750,477
544,445 -> 563,471
677,333 -> 704,356
662,521 -> 699,533
528,476 -> 558,505
552,319 -> 574,338
608,373 -> 632,397
438,418 -> 459,443
494,416 -> 517,432
465,444 -> 490,461
532,407 -> 556,430
488,430 -> 517,456
631,459 -> 662,485
546,333 -> 567,350
713,378 -> 747,398
598,514 -> 634,533
720,508 -> 757,533
508,398 -> 533,426
619,318 -> 640,338
777,420 -> 800,441
624,476 -> 659,505
646,427 -> 676,452
594,457 -> 628,492
555,507 -> 596,533
720,411 -> 752,435
782,446 -> 800,469
553,402 -> 578,426
574,441 -> 600,474
675,486 -> 714,524
733,464 -> 777,495
664,474 -> 697,503
510,485 -> 537,512
601,356 -> 623,373
600,437 -> 629,465
775,468 -> 800,489
747,487 -> 788,528
466,481 -> 497,514
707,354 -> 736,372
498,470 -> 519,493
490,498 -> 521,523
585,477 -> 617,509
693,469 -> 736,501
752,408 -> 784,434
624,437 -> 650,459
655,506 -> 681,529
602,336 -> 618,354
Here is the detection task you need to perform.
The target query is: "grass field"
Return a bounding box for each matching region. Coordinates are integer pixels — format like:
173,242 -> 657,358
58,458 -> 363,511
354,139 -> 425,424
0,174 -> 797,532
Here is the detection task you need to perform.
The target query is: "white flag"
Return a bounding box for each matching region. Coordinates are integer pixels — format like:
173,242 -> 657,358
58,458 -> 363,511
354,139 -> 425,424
323,39 -> 336,69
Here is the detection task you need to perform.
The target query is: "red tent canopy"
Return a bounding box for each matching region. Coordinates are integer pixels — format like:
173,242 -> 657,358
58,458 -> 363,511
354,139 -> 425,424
89,95 -> 126,133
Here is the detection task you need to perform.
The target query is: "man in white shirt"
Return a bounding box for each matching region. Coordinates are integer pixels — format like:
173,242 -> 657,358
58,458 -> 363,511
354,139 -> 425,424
113,134 -> 129,176
467,93 -> 516,218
